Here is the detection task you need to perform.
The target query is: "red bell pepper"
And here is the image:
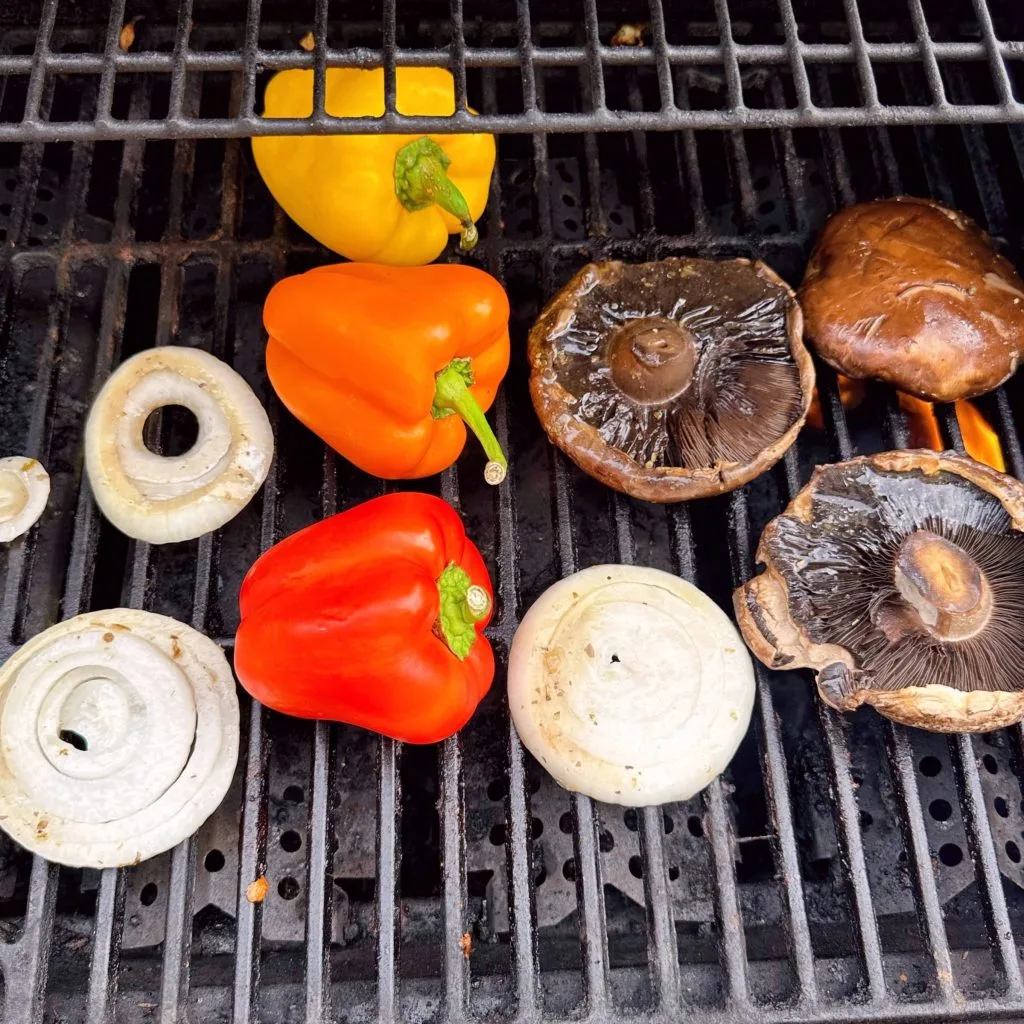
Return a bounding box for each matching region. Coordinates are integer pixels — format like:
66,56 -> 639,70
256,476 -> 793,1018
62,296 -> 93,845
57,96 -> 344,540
233,492 -> 494,743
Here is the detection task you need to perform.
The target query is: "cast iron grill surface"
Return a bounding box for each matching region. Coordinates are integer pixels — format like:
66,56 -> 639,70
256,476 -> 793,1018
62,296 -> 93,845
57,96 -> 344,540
0,0 -> 1023,137
2,1 -> 1024,1023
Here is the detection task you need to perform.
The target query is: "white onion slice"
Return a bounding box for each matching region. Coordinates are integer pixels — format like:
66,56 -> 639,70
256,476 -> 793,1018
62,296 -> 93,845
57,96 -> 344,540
0,609 -> 239,868
85,347 -> 273,544
0,457 -> 50,542
508,564 -> 755,806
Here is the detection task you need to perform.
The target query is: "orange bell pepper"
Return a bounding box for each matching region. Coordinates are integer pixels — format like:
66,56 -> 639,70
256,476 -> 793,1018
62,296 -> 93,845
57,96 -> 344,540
263,262 -> 510,483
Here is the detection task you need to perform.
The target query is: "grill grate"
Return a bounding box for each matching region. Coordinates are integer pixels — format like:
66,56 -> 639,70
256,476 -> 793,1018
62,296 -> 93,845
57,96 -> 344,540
0,0 -> 1022,138
2,2 -> 1024,1023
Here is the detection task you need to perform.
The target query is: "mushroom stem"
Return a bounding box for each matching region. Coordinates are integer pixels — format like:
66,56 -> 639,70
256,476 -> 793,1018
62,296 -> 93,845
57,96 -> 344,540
894,530 -> 993,641
608,315 -> 698,405
433,358 -> 508,485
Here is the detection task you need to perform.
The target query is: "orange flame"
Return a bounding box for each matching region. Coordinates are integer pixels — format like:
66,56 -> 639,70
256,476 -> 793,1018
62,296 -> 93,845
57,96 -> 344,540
953,398 -> 1006,473
896,393 -> 943,451
807,376 -> 1005,472
807,374 -> 866,429
895,393 -> 1004,472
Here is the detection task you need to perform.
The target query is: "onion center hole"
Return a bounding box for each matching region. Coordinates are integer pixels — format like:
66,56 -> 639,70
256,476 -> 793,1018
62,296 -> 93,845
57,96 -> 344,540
144,405 -> 199,457
610,653 -> 620,663
59,728 -> 88,751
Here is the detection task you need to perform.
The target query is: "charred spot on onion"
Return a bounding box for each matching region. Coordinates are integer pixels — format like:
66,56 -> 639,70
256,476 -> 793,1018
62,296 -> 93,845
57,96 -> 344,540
528,258 -> 814,503
734,450 -> 1024,733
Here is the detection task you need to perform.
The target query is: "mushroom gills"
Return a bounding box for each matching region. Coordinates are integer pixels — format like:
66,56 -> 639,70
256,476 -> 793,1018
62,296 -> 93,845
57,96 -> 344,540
554,264 -> 803,469
669,355 -> 804,467
736,452 -> 1024,732
777,467 -> 1024,692
528,258 -> 814,502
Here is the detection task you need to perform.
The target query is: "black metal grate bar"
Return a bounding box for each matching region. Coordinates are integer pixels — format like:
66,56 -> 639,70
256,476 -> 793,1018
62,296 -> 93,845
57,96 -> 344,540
232,702 -> 267,1024
902,109 -> 1024,1006
84,868 -> 126,1024
96,0 -> 126,121
907,0 -> 947,108
383,0 -> 398,117
872,106 -> 1013,1011
646,0 -> 675,113
842,0 -> 880,108
3,2 -> 1024,1023
21,0 -> 57,125
714,0 -> 745,112
1,0 -> 1024,139
4,39 -> 1024,73
438,465 -> 469,1019
3,860 -> 58,1024
814,92 -> 1024,1014
376,737 -> 401,1024
240,0 -> 263,121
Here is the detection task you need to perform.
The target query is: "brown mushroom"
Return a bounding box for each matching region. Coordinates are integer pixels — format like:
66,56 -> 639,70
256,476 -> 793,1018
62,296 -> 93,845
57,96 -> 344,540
800,196 -> 1024,403
528,258 -> 814,503
734,450 -> 1024,733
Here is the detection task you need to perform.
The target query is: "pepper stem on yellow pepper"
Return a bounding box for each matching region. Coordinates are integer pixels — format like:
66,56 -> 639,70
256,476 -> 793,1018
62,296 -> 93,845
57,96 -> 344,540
394,137 -> 479,251
436,561 -> 490,660
433,357 -> 507,485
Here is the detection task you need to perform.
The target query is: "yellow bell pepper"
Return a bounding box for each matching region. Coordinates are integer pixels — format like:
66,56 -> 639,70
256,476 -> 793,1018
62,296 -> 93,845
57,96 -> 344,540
252,67 -> 496,266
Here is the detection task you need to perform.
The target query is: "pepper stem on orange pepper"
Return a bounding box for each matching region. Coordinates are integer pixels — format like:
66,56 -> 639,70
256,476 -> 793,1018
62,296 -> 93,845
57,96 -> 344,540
437,561 -> 490,660
433,358 -> 507,485
394,137 -> 479,251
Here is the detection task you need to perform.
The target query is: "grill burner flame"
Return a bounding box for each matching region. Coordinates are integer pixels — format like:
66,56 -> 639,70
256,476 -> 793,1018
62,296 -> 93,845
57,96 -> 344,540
898,393 -> 1005,472
809,375 -> 1005,472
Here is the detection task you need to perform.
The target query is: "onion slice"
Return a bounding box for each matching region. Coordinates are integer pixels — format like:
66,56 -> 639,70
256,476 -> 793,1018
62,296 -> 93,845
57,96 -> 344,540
0,457 -> 50,542
0,608 -> 239,868
508,564 -> 755,806
85,347 -> 274,544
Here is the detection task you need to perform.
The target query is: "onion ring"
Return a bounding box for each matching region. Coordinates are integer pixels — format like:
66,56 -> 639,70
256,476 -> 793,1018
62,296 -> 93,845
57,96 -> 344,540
0,609 -> 239,868
508,564 -> 755,806
0,457 -> 49,542
85,347 -> 273,544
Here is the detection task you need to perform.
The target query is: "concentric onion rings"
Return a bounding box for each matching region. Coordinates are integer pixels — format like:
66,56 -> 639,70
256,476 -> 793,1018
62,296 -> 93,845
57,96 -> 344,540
0,609 -> 239,868
0,456 -> 49,542
85,347 -> 273,544
509,564 -> 755,806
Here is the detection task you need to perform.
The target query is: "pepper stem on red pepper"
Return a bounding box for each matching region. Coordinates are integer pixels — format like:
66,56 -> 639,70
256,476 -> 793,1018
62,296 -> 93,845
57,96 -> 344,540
394,137 -> 479,251
437,561 -> 491,660
433,358 -> 507,485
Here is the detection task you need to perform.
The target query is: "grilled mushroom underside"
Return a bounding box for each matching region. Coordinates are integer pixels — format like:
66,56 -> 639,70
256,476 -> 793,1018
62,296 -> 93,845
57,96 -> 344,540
735,450 -> 1024,732
529,257 -> 814,502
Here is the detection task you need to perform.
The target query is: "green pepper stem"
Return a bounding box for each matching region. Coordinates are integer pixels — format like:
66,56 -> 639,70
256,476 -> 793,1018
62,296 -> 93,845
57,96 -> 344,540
465,585 -> 491,620
437,562 -> 491,660
433,358 -> 507,486
394,137 -> 479,251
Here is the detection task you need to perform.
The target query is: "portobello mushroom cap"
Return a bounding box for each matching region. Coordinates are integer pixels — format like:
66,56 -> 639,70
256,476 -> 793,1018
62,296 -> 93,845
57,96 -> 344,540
528,258 -> 814,503
800,196 -> 1024,403
734,450 -> 1024,733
